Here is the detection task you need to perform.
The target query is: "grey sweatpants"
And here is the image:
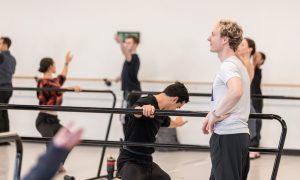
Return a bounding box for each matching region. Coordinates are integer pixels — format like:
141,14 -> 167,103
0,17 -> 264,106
209,133 -> 250,180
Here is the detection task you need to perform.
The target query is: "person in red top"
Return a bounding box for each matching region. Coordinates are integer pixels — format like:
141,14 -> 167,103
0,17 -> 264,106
35,51 -> 80,173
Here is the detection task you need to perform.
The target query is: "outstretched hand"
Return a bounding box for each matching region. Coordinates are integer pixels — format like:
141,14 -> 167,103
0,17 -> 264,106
173,116 -> 188,127
72,86 -> 81,92
115,34 -> 122,44
169,116 -> 188,128
65,51 -> 73,64
53,123 -> 84,150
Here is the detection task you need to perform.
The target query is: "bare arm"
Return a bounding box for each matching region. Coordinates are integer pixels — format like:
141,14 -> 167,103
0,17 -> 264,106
60,52 -> 82,92
133,105 -> 187,128
214,77 -> 243,116
240,57 -> 254,81
169,116 -> 188,128
244,60 -> 254,81
65,86 -> 81,92
202,77 -> 243,134
249,64 -> 255,82
115,75 -> 121,83
61,51 -> 73,77
115,35 -> 132,62
53,123 -> 83,150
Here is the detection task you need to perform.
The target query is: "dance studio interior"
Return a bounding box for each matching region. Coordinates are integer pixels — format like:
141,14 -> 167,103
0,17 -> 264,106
1,0 -> 300,180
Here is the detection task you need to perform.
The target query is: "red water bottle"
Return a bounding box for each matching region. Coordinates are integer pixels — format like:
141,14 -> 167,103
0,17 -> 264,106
107,156 -> 115,180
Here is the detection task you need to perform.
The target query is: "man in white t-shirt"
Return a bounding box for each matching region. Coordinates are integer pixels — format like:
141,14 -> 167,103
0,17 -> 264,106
202,20 -> 250,180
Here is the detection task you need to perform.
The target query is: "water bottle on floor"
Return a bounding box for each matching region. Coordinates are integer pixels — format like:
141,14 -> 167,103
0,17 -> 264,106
107,156 -> 115,180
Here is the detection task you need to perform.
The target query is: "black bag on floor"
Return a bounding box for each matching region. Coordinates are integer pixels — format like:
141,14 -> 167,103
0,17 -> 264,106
155,127 -> 180,151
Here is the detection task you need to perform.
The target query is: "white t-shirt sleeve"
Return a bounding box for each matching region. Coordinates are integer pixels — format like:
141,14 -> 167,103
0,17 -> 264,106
219,61 -> 241,84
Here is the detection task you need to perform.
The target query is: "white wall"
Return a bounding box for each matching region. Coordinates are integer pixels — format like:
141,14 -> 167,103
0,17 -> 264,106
1,0 -> 300,149
1,0 -> 300,83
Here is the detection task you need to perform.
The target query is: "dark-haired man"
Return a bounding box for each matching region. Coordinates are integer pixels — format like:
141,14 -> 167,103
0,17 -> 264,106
0,37 -> 16,135
117,82 -> 189,180
115,35 -> 142,134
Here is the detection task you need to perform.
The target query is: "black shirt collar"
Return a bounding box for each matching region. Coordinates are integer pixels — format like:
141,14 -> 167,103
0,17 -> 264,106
148,94 -> 160,110
1,51 -> 10,55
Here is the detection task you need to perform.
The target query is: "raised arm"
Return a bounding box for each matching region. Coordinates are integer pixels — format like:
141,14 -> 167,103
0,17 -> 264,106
115,34 -> 132,62
61,51 -> 73,77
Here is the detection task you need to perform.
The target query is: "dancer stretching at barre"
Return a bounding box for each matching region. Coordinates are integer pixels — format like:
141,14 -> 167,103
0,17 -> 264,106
117,82 -> 189,180
36,51 -> 81,173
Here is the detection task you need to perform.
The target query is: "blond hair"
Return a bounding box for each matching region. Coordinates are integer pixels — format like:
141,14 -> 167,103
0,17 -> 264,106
217,20 -> 243,51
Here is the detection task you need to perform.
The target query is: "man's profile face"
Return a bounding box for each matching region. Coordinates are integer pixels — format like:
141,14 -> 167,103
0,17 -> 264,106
0,39 -> 6,51
166,98 -> 185,110
124,38 -> 137,52
208,25 -> 224,53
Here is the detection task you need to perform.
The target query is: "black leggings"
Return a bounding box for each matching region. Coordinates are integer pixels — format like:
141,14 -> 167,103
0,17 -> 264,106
36,112 -> 63,137
36,112 -> 68,164
0,90 -> 12,132
250,99 -> 263,147
209,133 -> 250,180
120,161 -> 170,180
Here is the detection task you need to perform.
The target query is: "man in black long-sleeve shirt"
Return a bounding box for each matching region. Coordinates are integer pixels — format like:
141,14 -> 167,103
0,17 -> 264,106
0,37 -> 16,134
115,35 -> 142,134
117,82 -> 189,180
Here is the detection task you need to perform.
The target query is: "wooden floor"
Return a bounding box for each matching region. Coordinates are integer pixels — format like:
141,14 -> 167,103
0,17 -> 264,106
1,143 -> 299,180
